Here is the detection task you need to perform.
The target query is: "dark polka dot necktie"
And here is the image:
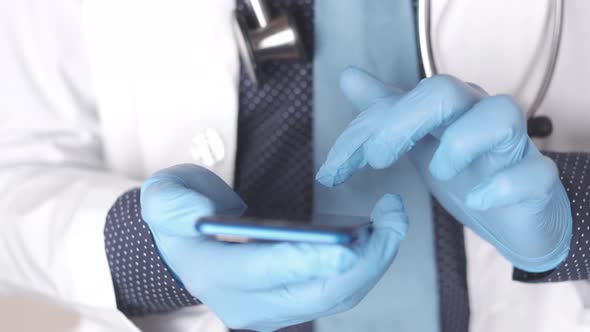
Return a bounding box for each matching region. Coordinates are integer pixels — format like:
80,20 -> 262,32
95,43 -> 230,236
233,0 -> 315,331
233,0 -> 314,221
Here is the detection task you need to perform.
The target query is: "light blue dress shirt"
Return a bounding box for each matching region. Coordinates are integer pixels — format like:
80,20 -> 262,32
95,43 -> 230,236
313,1 -> 440,331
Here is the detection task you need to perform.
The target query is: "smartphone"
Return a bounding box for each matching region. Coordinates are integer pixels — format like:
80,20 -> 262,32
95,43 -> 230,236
196,213 -> 372,245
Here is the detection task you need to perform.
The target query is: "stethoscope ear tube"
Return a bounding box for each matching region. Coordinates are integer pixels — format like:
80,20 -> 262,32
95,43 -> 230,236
417,0 -> 437,79
417,0 -> 564,138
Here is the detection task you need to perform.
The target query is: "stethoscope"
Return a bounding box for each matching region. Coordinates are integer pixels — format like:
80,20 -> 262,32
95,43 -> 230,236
233,0 -> 306,87
417,0 -> 564,138
236,0 -> 562,138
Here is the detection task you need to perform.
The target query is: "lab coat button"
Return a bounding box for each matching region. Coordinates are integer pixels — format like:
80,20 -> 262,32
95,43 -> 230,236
190,129 -> 225,167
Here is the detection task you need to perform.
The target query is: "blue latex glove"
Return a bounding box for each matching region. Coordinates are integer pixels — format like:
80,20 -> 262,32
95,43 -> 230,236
316,67 -> 572,273
140,164 -> 409,331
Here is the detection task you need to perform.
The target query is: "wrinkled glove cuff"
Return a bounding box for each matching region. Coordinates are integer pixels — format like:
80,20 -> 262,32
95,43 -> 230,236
104,188 -> 201,316
514,152 -> 590,282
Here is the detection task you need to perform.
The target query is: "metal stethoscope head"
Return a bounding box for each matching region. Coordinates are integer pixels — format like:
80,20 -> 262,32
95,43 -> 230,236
417,0 -> 564,138
233,0 -> 306,86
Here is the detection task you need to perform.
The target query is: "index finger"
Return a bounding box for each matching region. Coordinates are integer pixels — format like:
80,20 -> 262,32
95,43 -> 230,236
316,68 -> 400,187
339,66 -> 400,110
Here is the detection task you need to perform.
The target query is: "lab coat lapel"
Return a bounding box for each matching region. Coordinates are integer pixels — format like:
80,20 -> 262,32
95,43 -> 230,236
84,0 -> 240,183
82,0 -> 145,178
131,0 -> 240,183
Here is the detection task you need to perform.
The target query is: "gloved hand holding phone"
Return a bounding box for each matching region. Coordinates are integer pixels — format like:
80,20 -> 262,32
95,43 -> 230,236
140,164 -> 409,331
316,67 -> 572,273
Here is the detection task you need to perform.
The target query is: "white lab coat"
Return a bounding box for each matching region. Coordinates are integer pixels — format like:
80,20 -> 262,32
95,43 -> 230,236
0,0 -> 233,330
1,0 -> 590,331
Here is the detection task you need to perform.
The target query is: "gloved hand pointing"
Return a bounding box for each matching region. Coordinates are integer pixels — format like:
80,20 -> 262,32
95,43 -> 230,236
316,67 -> 572,273
140,164 -> 409,331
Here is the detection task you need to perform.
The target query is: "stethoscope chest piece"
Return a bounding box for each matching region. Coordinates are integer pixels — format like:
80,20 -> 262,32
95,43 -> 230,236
234,0 -> 306,86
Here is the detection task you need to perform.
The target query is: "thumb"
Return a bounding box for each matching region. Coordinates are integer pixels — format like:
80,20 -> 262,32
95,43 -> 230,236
304,193 -> 409,309
343,193 -> 409,291
371,194 -> 409,234
141,164 -> 246,236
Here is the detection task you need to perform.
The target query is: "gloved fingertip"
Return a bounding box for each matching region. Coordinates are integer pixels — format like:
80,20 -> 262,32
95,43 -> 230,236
315,166 -> 336,187
316,165 -> 351,188
369,194 -> 409,240
339,66 -> 395,111
374,193 -> 404,212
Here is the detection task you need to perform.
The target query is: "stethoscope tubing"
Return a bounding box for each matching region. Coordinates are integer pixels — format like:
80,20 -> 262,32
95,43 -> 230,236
417,0 -> 564,119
